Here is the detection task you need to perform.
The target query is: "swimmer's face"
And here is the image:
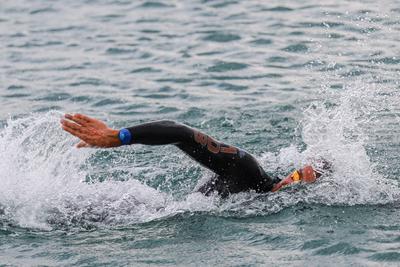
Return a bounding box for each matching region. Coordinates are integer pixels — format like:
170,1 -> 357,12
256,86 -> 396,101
301,165 -> 317,183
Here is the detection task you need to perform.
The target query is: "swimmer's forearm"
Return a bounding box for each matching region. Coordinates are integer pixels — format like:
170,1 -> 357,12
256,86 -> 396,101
126,120 -> 193,145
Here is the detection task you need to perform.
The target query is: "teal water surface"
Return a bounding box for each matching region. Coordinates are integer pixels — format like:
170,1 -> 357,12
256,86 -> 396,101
1,0 -> 400,266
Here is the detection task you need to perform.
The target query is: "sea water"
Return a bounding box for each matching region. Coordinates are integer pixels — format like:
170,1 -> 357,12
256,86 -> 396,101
0,0 -> 399,266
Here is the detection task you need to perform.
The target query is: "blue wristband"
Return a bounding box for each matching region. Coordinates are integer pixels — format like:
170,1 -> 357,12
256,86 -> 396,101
118,128 -> 132,145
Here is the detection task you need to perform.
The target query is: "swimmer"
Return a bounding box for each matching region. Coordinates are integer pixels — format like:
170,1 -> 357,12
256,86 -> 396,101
61,113 -> 328,197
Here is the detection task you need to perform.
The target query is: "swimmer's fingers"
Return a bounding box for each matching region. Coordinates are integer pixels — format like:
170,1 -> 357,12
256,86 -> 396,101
61,123 -> 84,139
75,113 -> 95,123
63,125 -> 96,145
75,113 -> 106,127
64,113 -> 74,121
61,120 -> 93,141
61,119 -> 89,134
64,113 -> 90,126
76,141 -> 92,148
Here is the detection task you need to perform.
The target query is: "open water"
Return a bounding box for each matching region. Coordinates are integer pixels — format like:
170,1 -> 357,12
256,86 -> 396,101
1,0 -> 400,266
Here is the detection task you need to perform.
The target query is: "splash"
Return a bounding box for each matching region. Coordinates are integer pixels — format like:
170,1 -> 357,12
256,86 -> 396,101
0,96 -> 398,230
0,111 -> 217,230
260,80 -> 399,208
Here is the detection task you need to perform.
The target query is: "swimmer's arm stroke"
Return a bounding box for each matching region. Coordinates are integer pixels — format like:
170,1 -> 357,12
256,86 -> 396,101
61,113 -> 210,148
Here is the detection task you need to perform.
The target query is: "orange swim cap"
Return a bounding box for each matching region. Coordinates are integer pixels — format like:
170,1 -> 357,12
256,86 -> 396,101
301,165 -> 317,183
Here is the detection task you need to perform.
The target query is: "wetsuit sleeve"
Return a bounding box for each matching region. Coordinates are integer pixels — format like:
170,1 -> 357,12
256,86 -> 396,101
127,120 -> 275,193
127,120 -> 193,146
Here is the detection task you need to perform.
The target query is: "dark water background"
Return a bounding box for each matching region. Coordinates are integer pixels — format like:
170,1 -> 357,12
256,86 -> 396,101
1,0 -> 400,266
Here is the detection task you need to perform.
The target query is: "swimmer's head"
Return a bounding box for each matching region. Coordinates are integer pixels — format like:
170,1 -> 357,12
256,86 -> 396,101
271,159 -> 333,192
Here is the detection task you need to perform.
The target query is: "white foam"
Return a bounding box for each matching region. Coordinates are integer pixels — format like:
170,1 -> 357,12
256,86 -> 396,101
260,80 -> 399,208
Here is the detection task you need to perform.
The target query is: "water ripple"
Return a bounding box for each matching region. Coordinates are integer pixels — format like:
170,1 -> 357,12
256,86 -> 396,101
206,61 -> 248,72
202,32 -> 241,42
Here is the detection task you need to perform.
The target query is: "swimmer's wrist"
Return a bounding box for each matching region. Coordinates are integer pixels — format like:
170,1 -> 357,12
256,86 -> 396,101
118,128 -> 132,145
106,129 -> 121,147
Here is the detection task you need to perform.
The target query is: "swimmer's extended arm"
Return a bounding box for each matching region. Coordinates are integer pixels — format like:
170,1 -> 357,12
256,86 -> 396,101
60,113 -> 206,148
61,113 -> 231,151
60,114 -> 268,183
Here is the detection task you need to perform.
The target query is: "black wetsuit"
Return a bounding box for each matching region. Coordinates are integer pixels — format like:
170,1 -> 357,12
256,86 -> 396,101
127,120 -> 278,197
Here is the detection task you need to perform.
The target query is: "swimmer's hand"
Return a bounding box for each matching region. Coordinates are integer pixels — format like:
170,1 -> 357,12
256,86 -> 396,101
60,113 -> 120,148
